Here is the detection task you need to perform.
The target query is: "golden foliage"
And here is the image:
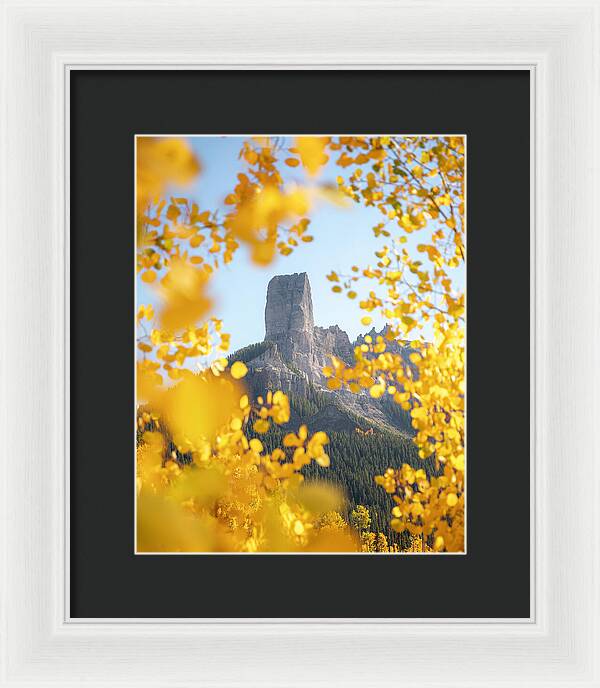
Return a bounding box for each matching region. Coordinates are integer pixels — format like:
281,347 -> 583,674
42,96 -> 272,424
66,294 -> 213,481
136,389 -> 357,552
136,137 -> 200,213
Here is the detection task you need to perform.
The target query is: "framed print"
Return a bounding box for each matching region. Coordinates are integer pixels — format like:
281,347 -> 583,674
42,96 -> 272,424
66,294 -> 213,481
2,1 -> 599,686
70,70 -> 529,619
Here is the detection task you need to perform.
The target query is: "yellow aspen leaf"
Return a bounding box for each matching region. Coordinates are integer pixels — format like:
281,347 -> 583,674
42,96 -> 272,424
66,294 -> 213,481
310,430 -> 328,445
243,147 -> 258,165
452,453 -> 465,471
285,158 -> 300,167
142,269 -> 157,283
230,361 -> 248,379
194,210 -> 211,224
361,316 -> 372,326
254,419 -> 270,434
446,493 -> 458,507
369,384 -> 385,399
316,454 -> 331,468
249,438 -> 263,453
292,446 -> 306,466
283,432 -> 302,448
166,204 -> 181,221
137,304 -> 154,321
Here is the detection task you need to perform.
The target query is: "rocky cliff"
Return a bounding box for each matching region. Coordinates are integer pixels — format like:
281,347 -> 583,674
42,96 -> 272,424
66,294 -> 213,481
231,272 -> 415,436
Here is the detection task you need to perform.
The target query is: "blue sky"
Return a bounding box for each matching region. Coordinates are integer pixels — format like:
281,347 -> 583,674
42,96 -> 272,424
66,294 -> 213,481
138,136 -> 464,358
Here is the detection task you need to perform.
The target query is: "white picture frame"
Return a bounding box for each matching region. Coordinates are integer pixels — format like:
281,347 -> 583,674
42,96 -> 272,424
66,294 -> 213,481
1,0 -> 598,685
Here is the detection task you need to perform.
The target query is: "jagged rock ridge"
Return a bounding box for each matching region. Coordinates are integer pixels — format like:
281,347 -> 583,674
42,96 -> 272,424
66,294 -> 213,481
231,272 -> 415,435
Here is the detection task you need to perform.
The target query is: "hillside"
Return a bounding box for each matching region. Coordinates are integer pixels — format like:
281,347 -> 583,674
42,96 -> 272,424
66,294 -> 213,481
228,271 -> 417,436
229,272 -> 430,543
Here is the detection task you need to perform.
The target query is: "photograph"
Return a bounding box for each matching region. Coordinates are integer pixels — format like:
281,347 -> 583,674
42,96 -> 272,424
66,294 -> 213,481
135,134 -> 465,554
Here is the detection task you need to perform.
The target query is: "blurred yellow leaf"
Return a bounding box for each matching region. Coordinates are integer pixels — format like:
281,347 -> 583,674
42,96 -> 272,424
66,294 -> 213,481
137,493 -> 216,553
161,374 -> 240,450
226,186 -> 310,266
295,136 -> 329,176
158,259 -> 211,331
447,493 -> 458,507
136,137 -> 200,212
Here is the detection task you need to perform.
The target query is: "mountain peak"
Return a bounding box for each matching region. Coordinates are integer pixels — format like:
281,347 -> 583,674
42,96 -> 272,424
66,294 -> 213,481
230,273 -> 415,437
265,272 -> 314,343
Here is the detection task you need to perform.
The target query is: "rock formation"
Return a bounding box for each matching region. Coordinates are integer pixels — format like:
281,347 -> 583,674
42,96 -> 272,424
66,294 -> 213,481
264,272 -> 316,378
231,272 -> 415,436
